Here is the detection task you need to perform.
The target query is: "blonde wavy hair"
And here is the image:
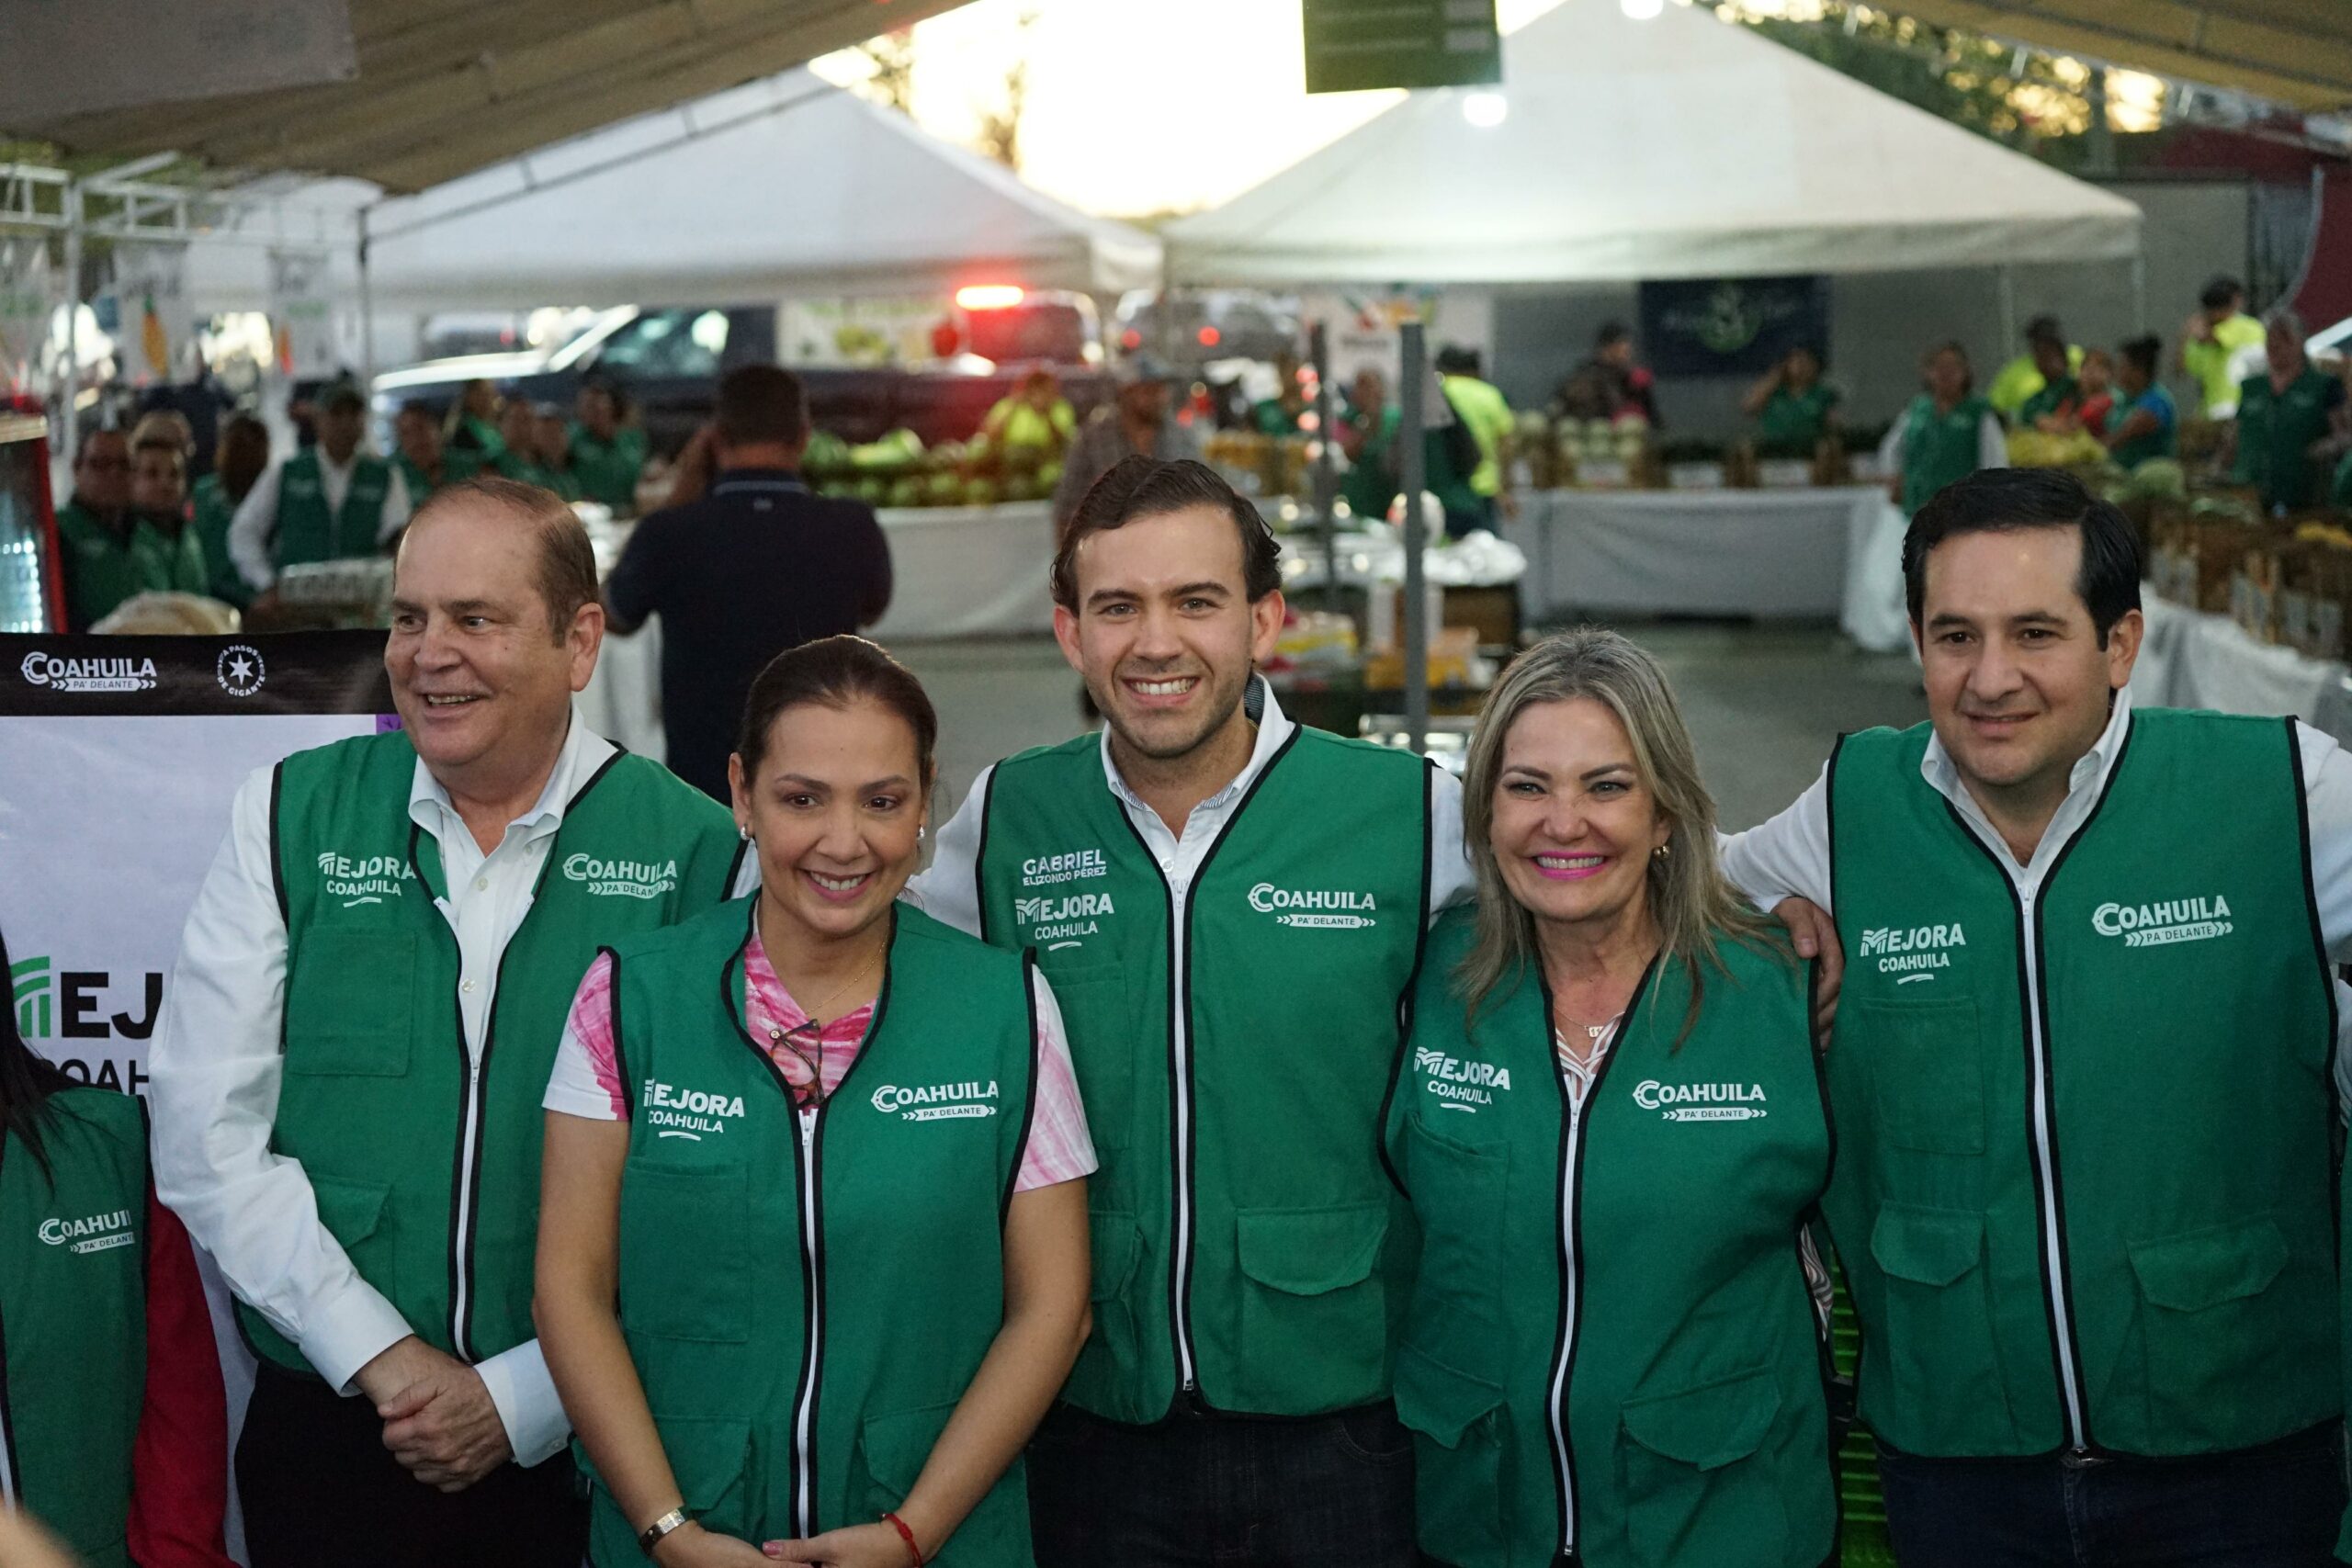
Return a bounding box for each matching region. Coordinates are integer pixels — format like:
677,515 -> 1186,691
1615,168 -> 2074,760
1456,627 -> 1784,1032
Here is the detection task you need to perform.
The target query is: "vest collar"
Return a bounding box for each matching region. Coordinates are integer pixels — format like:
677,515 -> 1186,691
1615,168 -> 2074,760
1098,674 -> 1293,819
1920,683 -> 2135,870
406,709 -> 617,852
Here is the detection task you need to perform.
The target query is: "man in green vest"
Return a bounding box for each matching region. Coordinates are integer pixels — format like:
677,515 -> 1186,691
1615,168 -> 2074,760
1986,315 -> 2084,419
1722,467 -> 2352,1566
51,426 -> 142,632
391,400 -> 481,502
914,455 -> 1476,1568
2228,309 -> 2350,515
227,378 -> 413,598
125,429 -> 209,604
1883,341 -> 2007,517
565,377 -> 646,513
152,477 -> 748,1567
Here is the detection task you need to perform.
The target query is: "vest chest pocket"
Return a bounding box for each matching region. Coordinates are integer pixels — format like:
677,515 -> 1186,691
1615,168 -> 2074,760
1617,1365 -> 1788,1568
1851,995 -> 1984,1156
1035,962 -> 1134,1155
1393,1339 -> 1509,1565
1866,1204 -> 2014,1453
1400,1116 -> 1510,1365
1230,1201 -> 1390,1411
285,929 -> 416,1077
619,1160 -> 751,1344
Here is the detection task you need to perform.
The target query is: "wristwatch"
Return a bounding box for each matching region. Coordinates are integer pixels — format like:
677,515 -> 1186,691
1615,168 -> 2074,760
638,1507 -> 693,1558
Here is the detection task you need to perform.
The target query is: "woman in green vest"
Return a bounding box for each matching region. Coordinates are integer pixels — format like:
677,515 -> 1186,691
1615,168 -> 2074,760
569,378 -> 650,514
191,414 -> 267,607
444,378 -> 507,461
1385,629 -> 1834,1568
2229,310 -> 2349,514
537,637 -> 1094,1568
1887,341 -> 2002,517
0,924 -> 234,1568
1741,344 -> 1840,459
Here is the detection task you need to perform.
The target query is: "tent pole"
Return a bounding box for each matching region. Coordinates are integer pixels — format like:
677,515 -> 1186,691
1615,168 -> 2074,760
2131,252 -> 2148,334
1399,321 -> 1429,757
1996,265 -> 2017,363
356,205 -> 376,392
1310,320 -> 1338,611
61,181 -> 81,464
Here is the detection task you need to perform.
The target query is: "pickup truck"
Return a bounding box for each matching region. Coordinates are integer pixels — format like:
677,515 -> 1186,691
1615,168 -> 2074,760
370,292 -> 1117,455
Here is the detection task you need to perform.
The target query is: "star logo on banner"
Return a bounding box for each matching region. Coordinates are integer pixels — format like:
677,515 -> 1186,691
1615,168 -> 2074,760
215,643 -> 266,698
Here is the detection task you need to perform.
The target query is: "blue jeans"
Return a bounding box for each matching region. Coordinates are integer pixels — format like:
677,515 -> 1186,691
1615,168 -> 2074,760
1876,1424 -> 2346,1568
1026,1399 -> 1419,1568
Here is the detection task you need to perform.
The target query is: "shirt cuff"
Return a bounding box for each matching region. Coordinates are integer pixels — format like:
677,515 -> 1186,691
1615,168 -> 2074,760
298,1280 -> 416,1397
474,1339 -> 572,1467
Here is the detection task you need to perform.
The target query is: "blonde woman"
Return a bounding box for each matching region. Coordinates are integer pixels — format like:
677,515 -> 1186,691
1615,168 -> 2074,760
1384,628 -> 1834,1568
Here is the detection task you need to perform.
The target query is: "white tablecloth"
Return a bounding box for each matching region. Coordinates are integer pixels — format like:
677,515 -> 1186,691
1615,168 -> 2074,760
579,499 -> 1060,763
1507,486 -> 1901,624
2136,594 -> 2352,747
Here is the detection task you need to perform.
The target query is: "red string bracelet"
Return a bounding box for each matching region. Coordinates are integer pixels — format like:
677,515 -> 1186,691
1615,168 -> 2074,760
881,1511 -> 926,1567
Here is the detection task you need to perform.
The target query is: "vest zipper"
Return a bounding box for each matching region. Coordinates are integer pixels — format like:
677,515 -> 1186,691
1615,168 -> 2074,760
1546,1066 -> 1591,1564
789,1102 -> 823,1537
447,1049 -> 486,1361
2018,885 -> 2090,1455
0,1138 -> 16,1508
1168,868 -> 1200,1400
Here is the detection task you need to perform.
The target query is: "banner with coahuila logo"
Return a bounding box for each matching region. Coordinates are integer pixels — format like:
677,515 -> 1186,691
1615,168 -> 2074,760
0,630 -> 390,1563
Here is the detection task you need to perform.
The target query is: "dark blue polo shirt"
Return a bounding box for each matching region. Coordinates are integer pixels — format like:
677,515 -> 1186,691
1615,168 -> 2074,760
606,468 -> 892,801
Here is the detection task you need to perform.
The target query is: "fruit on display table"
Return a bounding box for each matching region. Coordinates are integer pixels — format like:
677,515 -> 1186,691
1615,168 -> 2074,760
805,425 -> 1057,508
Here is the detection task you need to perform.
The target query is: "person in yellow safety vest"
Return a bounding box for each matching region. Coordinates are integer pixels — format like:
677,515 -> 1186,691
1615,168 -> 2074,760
2177,276 -> 2269,420
1436,343 -> 1516,525
1986,315 -> 2085,419
977,368 -> 1077,465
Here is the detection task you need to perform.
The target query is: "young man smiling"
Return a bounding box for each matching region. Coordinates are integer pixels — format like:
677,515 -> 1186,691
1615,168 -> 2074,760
916,456 -> 1475,1567
1723,467 -> 2352,1567
152,478 -> 745,1567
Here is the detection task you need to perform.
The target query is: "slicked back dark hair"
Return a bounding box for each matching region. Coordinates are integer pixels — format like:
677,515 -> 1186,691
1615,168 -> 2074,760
715,364 -> 809,447
1905,468 -> 2143,646
1052,456 -> 1283,611
735,635 -> 937,789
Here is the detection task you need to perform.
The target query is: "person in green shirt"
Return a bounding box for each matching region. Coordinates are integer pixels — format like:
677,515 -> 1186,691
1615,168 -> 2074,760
2177,276 -> 2269,420
191,415 -> 268,608
393,400 -> 481,502
2011,325 -> 2081,430
443,378 -> 506,463
1250,351 -> 1310,436
2228,310 -> 2350,514
1742,343 -> 1841,457
2104,334 -> 2179,471
564,378 -> 646,514
1986,315 -> 2083,419
1884,341 -> 2005,517
492,401 -> 580,500
1436,344 -> 1516,520
1338,367 -> 1486,536
51,428 -> 142,633
125,430 -> 209,602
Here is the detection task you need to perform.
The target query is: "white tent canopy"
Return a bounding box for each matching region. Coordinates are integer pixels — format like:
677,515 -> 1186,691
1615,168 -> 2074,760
345,69 -> 1160,310
1165,0 -> 2141,287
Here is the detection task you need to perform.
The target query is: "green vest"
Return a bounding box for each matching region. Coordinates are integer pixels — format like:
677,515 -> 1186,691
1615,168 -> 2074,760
190,474 -> 253,607
393,448 -> 484,502
1825,711 -> 2337,1460
567,425 -> 647,512
1898,395 -> 1996,517
0,1089 -> 147,1568
1755,385 -> 1837,457
1386,911 -> 1834,1568
592,898 -> 1038,1566
273,448 -> 395,570
130,513 -> 208,599
2233,368 -> 2338,513
2015,376 -> 2080,429
495,450 -> 582,502
53,502 -> 150,633
973,726 -> 1432,1422
251,730 -> 743,1373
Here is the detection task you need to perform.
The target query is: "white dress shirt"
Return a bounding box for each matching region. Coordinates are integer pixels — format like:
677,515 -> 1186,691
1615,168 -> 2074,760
911,679 -> 1477,938
152,715 -> 616,1468
1720,683 -> 2352,1096
228,448 -> 413,592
